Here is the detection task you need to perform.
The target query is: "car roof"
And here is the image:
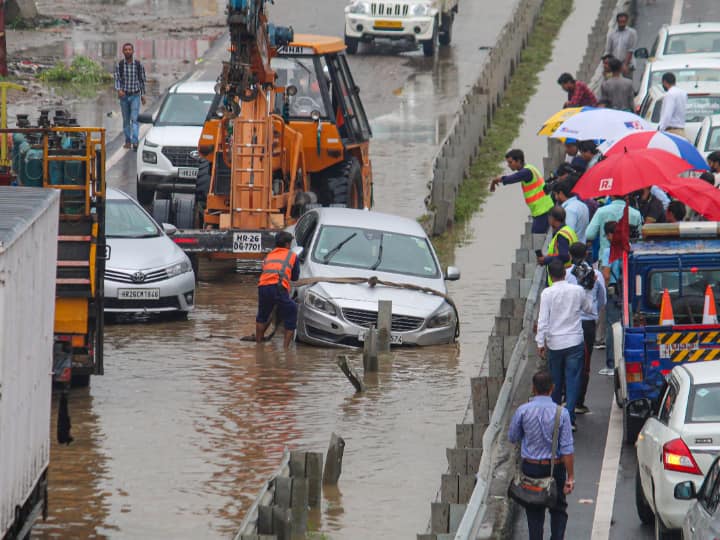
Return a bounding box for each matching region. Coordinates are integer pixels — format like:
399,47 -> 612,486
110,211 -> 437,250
679,360 -> 720,383
648,57 -> 720,70
167,80 -> 216,94
313,207 -> 429,237
663,22 -> 720,35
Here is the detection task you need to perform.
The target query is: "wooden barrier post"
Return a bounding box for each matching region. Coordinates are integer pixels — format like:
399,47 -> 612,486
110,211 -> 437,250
377,300 -> 392,352
362,326 -> 379,372
323,432 -> 345,485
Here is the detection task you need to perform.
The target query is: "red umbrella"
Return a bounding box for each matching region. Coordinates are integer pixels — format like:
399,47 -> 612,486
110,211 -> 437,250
572,148 -> 696,199
655,176 -> 720,221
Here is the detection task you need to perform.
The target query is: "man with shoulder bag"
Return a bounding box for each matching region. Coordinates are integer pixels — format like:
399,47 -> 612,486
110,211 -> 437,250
508,370 -> 575,540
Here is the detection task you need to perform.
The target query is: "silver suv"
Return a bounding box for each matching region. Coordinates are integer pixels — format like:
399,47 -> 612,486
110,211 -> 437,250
136,80 -> 216,204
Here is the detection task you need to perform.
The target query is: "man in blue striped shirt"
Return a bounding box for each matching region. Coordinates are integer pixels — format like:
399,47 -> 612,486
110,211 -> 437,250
509,370 -> 575,540
114,43 -> 147,151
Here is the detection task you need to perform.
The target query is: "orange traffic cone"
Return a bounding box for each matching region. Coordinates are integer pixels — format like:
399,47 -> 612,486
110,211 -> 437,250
703,285 -> 718,325
660,288 -> 675,326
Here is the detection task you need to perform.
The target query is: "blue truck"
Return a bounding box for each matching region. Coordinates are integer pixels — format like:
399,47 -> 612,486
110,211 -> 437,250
614,222 -> 720,443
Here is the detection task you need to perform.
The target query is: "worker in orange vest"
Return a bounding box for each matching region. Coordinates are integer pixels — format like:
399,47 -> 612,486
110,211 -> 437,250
256,231 -> 300,348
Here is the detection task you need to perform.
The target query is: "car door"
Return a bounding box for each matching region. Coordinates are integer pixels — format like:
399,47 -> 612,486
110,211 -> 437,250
685,457 -> 720,539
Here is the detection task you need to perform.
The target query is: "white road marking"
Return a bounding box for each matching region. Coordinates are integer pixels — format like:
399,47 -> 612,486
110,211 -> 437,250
105,124 -> 150,172
590,397 -> 624,540
671,0 -> 684,25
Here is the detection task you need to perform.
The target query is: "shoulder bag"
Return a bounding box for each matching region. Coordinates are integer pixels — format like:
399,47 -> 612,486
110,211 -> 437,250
507,405 -> 563,508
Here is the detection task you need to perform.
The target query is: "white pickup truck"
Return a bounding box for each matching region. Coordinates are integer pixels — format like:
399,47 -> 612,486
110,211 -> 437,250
344,0 -> 459,56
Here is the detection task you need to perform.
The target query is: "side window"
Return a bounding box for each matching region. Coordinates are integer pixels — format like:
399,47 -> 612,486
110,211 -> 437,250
699,460 -> 720,513
658,382 -> 678,423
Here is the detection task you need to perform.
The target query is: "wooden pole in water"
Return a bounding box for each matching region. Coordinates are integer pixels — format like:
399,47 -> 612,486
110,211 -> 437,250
377,300 -> 392,352
337,355 -> 365,392
362,325 -> 378,372
323,432 -> 345,485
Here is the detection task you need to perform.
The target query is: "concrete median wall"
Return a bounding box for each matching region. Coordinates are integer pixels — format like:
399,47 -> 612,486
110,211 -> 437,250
425,0 -> 543,236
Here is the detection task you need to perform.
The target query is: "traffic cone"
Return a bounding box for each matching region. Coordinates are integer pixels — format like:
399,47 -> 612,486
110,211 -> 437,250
660,288 -> 675,326
703,285 -> 718,325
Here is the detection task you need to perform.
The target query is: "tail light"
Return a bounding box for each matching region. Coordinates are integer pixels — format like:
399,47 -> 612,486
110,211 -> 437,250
663,438 -> 703,475
626,362 -> 643,383
173,238 -> 199,245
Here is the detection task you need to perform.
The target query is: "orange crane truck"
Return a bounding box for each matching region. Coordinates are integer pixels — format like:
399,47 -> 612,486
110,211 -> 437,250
156,1 -> 373,265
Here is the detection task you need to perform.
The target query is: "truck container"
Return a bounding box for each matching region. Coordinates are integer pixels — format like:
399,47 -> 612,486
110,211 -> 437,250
0,187 -> 60,539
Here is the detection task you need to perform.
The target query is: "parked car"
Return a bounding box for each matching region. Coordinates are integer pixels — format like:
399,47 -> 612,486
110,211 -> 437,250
635,23 -> 720,62
634,57 -> 720,111
290,207 -> 459,347
104,188 -> 196,318
635,361 -> 720,538
638,81 -> 720,142
674,455 -> 720,539
694,113 -> 720,160
136,80 -> 216,204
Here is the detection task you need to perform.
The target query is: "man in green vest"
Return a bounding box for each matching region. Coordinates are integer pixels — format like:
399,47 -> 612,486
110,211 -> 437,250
538,207 -> 579,285
490,149 -> 554,233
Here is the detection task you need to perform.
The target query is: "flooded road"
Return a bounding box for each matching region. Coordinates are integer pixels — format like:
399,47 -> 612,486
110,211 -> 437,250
20,0 -> 535,538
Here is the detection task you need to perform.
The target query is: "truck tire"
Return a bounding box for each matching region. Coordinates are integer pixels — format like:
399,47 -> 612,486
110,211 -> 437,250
345,34 -> 359,55
327,157 -> 363,208
136,177 -> 154,206
71,374 -> 90,388
174,195 -> 196,229
614,368 -> 624,408
439,13 -> 453,46
623,403 -> 642,446
422,19 -> 439,57
635,465 -> 654,525
195,158 -> 211,203
152,198 -> 171,225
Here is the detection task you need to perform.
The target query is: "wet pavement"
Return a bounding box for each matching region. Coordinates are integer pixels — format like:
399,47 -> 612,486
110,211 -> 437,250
19,0 -> 547,538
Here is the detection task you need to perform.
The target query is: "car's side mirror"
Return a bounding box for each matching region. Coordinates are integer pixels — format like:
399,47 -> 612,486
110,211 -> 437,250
138,112 -> 154,124
674,481 -> 697,500
162,223 -> 177,235
634,48 -> 649,59
292,245 -> 306,261
627,397 -> 653,422
445,266 -> 461,281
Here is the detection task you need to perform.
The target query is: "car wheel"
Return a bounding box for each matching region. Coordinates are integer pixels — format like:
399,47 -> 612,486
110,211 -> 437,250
152,198 -> 171,225
654,512 -> 675,540
635,464 -> 654,525
422,19 -> 439,57
614,368 -> 624,408
345,34 -> 359,55
136,177 -> 154,206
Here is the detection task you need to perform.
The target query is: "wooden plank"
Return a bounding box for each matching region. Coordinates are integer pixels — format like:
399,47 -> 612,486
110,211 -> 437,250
274,477 -> 292,509
471,377 -> 490,424
455,424 -> 473,448
363,327 -> 379,371
337,355 -> 365,393
305,452 -> 323,507
290,478 -> 308,536
323,432 -> 345,485
449,504 -> 467,533
289,451 -> 306,478
446,448 -> 467,475
467,448 -> 482,474
441,474 -> 459,503
416,535 -> 437,540
271,506 -> 292,540
257,505 -> 273,535
487,376 -> 503,408
472,423 -> 487,449
377,300 -> 392,352
458,474 -> 476,504
430,502 -> 450,534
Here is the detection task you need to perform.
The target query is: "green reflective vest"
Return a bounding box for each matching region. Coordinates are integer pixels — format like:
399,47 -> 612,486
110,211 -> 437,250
522,165 -> 554,217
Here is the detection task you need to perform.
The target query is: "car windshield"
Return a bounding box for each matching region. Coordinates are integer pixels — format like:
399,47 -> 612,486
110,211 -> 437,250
664,32 -> 720,55
706,126 -> 720,151
647,268 -> 720,307
311,225 -> 439,278
106,199 -> 161,238
650,68 -> 720,87
688,383 -> 720,422
155,93 -> 215,126
270,56 -> 327,118
651,95 -> 720,123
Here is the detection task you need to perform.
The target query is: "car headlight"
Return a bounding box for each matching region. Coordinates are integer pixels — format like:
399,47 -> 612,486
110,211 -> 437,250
166,259 -> 192,277
348,1 -> 370,14
144,139 -> 159,148
427,305 -> 456,329
305,291 -> 337,316
411,3 -> 429,15
142,150 -> 157,164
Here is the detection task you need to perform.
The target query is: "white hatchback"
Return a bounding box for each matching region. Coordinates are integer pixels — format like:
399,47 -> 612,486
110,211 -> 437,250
635,361 -> 720,538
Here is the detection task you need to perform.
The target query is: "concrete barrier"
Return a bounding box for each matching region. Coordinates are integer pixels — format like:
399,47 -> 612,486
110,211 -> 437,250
425,0 -> 543,236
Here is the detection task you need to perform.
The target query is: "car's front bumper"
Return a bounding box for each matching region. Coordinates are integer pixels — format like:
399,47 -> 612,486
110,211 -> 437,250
296,303 -> 455,348
344,14 -> 435,41
104,271 -> 196,313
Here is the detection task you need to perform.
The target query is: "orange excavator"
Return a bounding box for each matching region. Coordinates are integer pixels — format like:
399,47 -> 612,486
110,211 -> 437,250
161,0 -> 373,266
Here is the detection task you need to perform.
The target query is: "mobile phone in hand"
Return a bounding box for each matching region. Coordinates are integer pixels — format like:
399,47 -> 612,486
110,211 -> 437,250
535,249 -> 543,258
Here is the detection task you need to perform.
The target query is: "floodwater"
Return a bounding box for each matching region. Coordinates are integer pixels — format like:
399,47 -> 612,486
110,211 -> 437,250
24,0 -> 534,538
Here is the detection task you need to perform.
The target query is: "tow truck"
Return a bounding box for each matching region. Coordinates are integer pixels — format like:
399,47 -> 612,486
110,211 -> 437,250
614,222 -> 720,443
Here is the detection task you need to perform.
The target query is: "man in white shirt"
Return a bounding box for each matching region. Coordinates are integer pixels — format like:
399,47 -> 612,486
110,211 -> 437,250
565,243 -> 606,415
658,72 -> 688,139
536,260 -> 594,429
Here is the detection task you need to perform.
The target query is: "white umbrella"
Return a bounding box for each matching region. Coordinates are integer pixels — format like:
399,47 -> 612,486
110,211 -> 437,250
549,109 -> 652,141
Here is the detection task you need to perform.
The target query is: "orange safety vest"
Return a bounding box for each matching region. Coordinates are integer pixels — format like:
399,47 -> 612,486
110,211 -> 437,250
522,164 -> 554,217
258,248 -> 297,292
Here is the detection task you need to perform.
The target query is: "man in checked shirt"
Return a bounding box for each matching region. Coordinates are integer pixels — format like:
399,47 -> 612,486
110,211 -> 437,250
114,43 -> 147,151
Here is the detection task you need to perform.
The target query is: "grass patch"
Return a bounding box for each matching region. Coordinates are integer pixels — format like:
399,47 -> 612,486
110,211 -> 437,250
39,56 -> 112,85
452,0 -> 573,226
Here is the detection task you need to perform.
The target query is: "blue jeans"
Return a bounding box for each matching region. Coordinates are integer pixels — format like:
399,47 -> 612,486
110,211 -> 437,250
120,94 -> 141,144
548,342 -> 584,424
605,292 -> 622,369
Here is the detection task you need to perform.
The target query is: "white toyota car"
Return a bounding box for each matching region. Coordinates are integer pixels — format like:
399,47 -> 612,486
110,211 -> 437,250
635,361 -> 720,539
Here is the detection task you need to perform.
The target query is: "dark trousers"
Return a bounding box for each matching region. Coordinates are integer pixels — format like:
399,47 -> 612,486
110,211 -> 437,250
522,461 -> 568,540
577,319 -> 596,407
532,211 -> 550,234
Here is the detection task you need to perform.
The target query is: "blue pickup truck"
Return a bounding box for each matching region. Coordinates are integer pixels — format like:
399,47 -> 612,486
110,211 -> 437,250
614,223 -> 720,443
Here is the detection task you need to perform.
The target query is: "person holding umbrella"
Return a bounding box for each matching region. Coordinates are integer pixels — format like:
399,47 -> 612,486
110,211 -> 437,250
490,149 -> 554,233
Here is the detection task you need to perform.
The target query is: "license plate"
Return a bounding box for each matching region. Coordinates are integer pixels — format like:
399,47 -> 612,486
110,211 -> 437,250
118,288 -> 160,300
374,20 -> 402,28
358,331 -> 403,345
178,167 -> 198,179
233,232 -> 263,253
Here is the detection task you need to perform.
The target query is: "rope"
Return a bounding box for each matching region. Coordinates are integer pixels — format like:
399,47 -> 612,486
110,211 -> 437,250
292,276 -> 460,338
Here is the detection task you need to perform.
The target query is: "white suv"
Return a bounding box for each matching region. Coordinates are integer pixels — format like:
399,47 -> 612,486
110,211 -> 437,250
635,362 -> 720,538
136,80 -> 216,204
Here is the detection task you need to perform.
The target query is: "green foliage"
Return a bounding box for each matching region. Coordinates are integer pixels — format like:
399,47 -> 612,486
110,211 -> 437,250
453,0 -> 574,225
39,56 -> 112,85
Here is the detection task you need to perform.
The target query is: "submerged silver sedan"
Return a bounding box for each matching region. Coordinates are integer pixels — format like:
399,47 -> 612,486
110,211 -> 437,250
291,208 -> 460,347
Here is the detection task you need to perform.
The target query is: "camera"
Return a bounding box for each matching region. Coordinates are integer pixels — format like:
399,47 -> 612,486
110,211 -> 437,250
571,260 -> 596,290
